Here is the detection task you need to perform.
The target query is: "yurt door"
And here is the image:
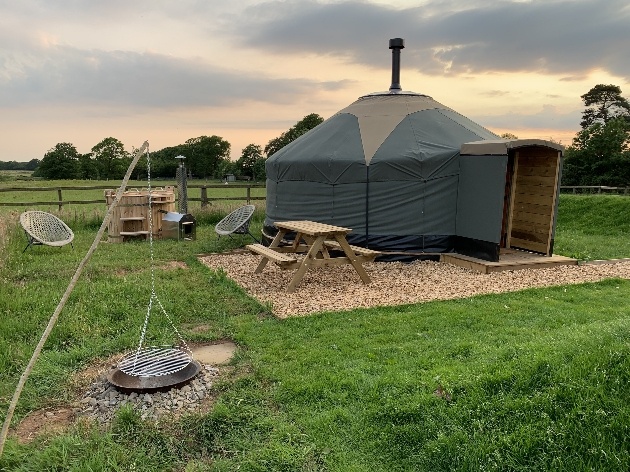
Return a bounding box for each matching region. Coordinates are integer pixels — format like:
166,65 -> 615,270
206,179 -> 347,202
503,147 -> 562,255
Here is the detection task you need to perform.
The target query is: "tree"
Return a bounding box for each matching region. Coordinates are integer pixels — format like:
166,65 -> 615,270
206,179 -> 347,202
252,157 -> 267,182
0,159 -> 40,171
77,153 -> 97,179
34,143 -> 79,179
130,145 -> 148,180
264,113 -> 324,157
25,159 -> 40,171
580,84 -> 630,129
185,135 -> 231,179
236,144 -> 264,181
500,132 -> 519,140
216,158 -> 238,181
92,137 -> 129,179
146,145 -> 185,178
562,117 -> 630,186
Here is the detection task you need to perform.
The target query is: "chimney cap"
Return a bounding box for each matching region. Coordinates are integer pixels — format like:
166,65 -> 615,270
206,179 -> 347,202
389,38 -> 405,49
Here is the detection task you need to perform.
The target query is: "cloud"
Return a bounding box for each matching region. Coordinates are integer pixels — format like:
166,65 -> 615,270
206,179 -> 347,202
0,44 -> 348,109
473,104 -> 581,130
237,0 -> 630,79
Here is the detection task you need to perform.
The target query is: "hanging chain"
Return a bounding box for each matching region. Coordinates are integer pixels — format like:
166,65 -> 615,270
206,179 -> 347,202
134,147 -> 190,361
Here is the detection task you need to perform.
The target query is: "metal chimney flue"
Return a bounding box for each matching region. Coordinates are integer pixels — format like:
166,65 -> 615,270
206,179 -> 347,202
389,38 -> 405,92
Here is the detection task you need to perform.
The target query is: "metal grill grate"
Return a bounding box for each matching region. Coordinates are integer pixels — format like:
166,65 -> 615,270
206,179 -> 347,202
118,347 -> 192,377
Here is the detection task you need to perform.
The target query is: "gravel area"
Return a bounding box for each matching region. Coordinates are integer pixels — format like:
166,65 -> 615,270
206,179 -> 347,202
199,253 -> 630,318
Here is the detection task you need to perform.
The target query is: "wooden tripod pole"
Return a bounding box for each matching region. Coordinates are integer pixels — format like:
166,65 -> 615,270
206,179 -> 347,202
0,141 -> 149,457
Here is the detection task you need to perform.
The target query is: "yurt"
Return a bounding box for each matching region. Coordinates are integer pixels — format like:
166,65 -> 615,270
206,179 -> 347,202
264,39 -> 564,262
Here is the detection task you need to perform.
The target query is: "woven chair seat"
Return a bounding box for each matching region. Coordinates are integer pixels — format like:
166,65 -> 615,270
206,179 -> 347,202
20,211 -> 74,252
215,204 -> 259,242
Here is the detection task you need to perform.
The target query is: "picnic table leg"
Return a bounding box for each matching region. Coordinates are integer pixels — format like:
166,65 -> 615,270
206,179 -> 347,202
334,234 -> 372,284
287,236 -> 326,292
255,229 -> 287,273
301,235 -> 330,259
292,232 -> 304,251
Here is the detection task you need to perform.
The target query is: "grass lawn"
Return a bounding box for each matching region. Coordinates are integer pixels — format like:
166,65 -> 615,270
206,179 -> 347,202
0,171 -> 34,182
554,195 -> 630,260
0,192 -> 628,470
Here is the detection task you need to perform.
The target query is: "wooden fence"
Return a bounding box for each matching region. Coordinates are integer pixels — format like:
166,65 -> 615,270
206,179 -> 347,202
2,183 -> 627,211
560,186 -> 630,195
0,184 -> 266,210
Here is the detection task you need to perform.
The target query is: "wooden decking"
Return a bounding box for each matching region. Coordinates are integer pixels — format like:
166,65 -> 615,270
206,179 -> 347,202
441,248 -> 578,274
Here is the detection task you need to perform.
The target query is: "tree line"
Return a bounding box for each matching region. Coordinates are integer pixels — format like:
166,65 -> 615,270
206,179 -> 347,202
4,88 -> 629,186
3,113 -> 324,181
0,159 -> 40,171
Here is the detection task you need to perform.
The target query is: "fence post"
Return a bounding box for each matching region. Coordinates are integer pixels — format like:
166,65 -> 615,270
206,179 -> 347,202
201,186 -> 208,208
57,188 -> 63,211
246,186 -> 251,204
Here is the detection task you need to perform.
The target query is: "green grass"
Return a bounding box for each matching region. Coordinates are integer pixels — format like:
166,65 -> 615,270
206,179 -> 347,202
0,171 -> 34,182
554,195 -> 630,260
0,192 -> 629,470
238,284 -> 629,471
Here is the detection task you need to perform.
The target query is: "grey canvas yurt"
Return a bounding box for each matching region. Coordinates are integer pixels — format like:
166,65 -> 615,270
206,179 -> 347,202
264,39 -> 564,262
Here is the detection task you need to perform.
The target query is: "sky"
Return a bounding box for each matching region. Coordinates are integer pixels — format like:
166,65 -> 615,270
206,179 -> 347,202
1,0 -> 629,162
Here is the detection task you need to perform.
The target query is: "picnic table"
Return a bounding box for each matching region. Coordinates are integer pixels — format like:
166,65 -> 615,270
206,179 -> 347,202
246,220 -> 380,292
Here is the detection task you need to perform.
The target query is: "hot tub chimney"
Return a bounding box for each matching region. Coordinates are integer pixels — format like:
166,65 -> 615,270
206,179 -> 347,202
389,38 -> 405,93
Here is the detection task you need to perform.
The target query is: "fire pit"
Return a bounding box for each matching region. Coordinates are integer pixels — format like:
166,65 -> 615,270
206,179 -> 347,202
105,150 -> 200,394
108,347 -> 201,392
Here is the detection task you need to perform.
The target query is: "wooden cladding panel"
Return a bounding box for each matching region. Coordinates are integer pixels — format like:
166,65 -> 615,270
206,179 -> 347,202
511,222 -> 550,241
506,147 -> 560,256
511,202 -> 553,216
516,156 -> 551,168
516,165 -> 557,177
515,174 -> 557,189
511,211 -> 551,226
513,192 -> 556,207
509,237 -> 548,254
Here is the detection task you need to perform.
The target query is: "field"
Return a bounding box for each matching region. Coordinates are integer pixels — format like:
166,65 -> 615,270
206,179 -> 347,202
0,178 -> 265,215
0,171 -> 34,182
0,182 -> 628,471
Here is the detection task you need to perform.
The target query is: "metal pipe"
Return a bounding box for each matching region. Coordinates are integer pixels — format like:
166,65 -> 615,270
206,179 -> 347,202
389,38 -> 405,92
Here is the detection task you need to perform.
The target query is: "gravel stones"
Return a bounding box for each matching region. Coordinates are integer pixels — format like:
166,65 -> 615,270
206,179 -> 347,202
77,365 -> 219,423
199,254 -> 630,318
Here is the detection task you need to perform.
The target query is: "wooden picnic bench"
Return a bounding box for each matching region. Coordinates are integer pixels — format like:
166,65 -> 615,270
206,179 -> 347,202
245,243 -> 299,268
322,240 -> 380,262
246,220 -> 380,292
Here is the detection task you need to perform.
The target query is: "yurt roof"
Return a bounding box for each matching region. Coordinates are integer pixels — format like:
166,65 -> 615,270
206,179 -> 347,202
461,138 -> 564,155
268,38 -> 501,169
335,93 -> 497,164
